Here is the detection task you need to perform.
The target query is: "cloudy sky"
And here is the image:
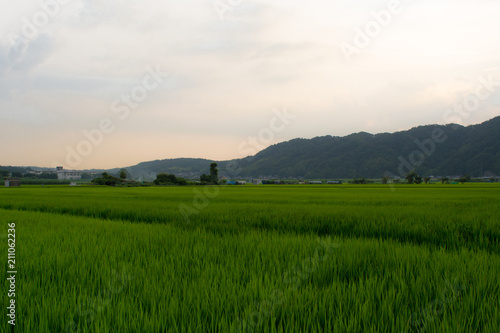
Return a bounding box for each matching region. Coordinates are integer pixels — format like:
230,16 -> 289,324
1,0 -> 499,169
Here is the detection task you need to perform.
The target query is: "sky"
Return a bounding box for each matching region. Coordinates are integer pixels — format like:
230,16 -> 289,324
1,0 -> 499,169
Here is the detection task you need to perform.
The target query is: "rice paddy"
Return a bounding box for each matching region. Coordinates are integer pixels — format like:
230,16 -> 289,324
1,184 -> 499,332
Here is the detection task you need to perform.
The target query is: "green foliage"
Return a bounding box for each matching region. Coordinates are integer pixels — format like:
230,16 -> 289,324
154,173 -> 187,186
176,178 -> 187,186
119,169 -> 127,180
458,175 -> 471,184
0,166 -> 30,175
111,158 -> 215,179
199,164 -> 219,184
210,163 -> 219,185
351,177 -> 367,184
22,173 -> 38,179
199,173 -> 215,184
95,117 -> 500,179
91,172 -> 122,186
405,171 -> 423,184
221,116 -> 500,178
405,170 -> 418,184
424,177 -> 431,184
38,172 -> 58,179
19,179 -> 75,185
0,169 -> 10,178
0,185 -> 499,332
80,173 -> 94,180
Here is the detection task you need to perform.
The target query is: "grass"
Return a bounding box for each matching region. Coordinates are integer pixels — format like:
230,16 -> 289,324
0,184 -> 499,332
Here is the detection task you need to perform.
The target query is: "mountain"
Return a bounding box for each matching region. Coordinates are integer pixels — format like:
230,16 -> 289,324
118,116 -> 500,180
108,158 -> 215,180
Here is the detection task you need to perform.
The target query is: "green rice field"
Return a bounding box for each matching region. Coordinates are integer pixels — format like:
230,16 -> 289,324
1,184 -> 499,332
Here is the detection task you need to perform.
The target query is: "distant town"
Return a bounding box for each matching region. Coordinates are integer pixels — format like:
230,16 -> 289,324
2,164 -> 499,188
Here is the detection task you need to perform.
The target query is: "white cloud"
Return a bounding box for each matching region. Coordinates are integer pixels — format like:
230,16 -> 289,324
0,0 -> 499,168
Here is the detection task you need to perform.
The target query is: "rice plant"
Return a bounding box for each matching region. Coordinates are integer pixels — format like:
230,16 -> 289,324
0,184 -> 499,332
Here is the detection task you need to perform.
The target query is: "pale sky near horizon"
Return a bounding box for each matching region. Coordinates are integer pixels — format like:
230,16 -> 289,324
1,0 -> 499,169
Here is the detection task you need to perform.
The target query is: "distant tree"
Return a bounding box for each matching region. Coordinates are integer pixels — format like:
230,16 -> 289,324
91,172 -> 121,186
155,173 -> 177,185
38,172 -> 56,179
200,174 -> 212,183
80,173 -> 93,180
381,176 -> 390,184
351,177 -> 367,184
405,170 -> 420,184
0,169 -> 9,178
23,173 -> 37,179
11,172 -> 23,178
119,169 -> 127,180
423,177 -> 431,184
441,177 -> 450,184
155,173 -> 187,186
393,178 -> 400,184
210,163 -> 219,184
458,175 -> 471,184
176,178 -> 187,186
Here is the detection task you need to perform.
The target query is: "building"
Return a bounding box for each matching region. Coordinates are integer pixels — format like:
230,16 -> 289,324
226,180 -> 247,185
327,180 -> 342,184
5,178 -> 21,187
57,169 -> 83,180
56,166 -> 95,180
309,181 -> 322,184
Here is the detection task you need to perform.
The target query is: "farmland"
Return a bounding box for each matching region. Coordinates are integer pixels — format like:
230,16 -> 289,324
1,184 -> 499,332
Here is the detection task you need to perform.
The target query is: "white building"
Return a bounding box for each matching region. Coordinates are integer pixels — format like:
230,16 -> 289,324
56,166 -> 95,180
